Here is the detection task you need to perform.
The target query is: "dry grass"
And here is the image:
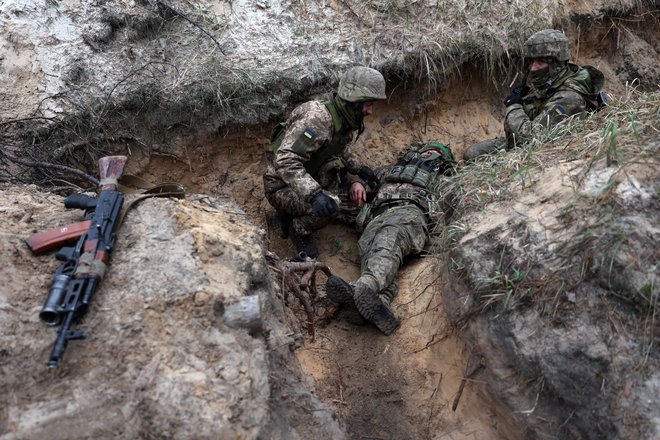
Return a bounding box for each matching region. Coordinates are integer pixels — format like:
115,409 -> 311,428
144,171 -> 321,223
444,85 -> 659,318
355,0 -> 559,90
448,85 -> 659,214
130,0 -> 567,118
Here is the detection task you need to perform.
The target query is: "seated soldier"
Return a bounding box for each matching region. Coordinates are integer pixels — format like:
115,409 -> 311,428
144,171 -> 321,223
463,29 -> 606,161
325,141 -> 457,335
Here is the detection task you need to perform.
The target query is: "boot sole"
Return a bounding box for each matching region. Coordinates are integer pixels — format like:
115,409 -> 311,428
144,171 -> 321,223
325,276 -> 366,325
354,288 -> 401,336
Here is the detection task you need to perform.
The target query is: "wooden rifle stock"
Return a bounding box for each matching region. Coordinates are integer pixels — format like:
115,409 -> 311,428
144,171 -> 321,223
25,220 -> 92,254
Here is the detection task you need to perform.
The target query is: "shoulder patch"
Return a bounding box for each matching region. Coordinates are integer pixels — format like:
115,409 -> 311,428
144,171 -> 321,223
292,128 -> 317,154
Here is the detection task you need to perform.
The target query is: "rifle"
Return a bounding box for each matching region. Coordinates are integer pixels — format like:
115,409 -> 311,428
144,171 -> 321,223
26,156 -> 127,368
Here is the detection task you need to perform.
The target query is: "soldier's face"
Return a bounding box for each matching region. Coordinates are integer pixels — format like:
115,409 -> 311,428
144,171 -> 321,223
361,102 -> 374,116
530,57 -> 550,72
420,149 -> 441,160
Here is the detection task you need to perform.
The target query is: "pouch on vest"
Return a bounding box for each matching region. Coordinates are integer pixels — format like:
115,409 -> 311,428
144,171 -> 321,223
386,165 -> 405,182
400,164 -> 418,182
386,163 -> 418,184
411,168 -> 431,187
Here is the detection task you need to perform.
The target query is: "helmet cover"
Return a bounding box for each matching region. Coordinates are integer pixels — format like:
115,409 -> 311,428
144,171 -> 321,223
337,67 -> 387,102
523,29 -> 570,62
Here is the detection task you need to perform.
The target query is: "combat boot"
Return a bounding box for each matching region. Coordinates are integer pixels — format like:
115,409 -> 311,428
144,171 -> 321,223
326,276 -> 401,335
287,224 -> 319,259
381,281 -> 399,304
462,138 -> 506,162
354,280 -> 401,335
325,276 -> 366,325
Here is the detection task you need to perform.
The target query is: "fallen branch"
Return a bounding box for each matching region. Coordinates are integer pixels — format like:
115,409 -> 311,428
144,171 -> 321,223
0,116 -> 56,129
452,349 -> 484,411
266,250 -> 333,340
0,147 -> 99,185
52,135 -> 141,160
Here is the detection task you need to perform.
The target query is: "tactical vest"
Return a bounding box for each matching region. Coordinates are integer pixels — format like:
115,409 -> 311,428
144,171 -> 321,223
268,100 -> 353,178
384,149 -> 445,192
355,148 -> 452,232
365,149 -> 448,217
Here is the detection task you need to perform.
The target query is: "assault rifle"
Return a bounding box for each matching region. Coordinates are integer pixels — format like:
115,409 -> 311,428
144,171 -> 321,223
26,156 -> 127,368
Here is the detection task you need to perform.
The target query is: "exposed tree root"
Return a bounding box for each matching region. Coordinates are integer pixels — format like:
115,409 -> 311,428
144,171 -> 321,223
266,250 -> 333,340
0,147 -> 99,185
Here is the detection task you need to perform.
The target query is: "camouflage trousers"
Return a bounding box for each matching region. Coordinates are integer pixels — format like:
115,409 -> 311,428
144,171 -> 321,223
265,186 -> 360,236
355,203 -> 428,298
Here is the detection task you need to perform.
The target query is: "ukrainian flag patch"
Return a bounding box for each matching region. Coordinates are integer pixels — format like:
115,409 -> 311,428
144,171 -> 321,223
292,128 -> 317,154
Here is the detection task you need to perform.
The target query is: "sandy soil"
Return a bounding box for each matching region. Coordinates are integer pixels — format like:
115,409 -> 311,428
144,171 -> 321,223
4,16 -> 653,435
124,69 -> 528,438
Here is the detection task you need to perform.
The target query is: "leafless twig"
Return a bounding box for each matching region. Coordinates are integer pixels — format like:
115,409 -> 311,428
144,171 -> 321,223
155,0 -> 226,55
0,116 -> 56,129
92,61 -> 180,133
0,147 -> 99,185
452,349 -> 484,411
266,251 -> 333,340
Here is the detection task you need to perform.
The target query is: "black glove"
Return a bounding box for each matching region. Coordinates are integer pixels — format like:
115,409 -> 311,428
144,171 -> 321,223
504,84 -> 529,107
311,191 -> 338,217
357,166 -> 377,183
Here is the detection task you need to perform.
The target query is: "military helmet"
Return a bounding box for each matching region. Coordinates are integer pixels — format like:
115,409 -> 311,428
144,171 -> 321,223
523,29 -> 570,62
337,66 -> 387,102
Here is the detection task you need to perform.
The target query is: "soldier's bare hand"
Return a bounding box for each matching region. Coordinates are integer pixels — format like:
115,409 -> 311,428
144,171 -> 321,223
349,182 -> 367,207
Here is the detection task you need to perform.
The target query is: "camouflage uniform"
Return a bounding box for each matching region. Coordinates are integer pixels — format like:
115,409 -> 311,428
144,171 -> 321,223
263,67 -> 387,257
505,62 -> 605,146
463,29 -> 605,161
326,142 -> 456,335
263,99 -> 365,235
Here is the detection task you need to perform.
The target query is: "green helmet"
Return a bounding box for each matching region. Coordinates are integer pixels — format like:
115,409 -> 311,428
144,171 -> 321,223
523,29 -> 570,62
337,66 -> 387,102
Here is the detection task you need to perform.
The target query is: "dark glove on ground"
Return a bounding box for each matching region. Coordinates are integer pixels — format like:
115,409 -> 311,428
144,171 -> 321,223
504,83 -> 530,107
357,166 -> 377,184
311,191 -> 338,217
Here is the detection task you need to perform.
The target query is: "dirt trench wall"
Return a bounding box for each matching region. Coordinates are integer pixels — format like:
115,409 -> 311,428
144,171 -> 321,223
0,186 -> 346,440
444,107 -> 659,439
1,1 -> 657,183
1,2 -> 658,440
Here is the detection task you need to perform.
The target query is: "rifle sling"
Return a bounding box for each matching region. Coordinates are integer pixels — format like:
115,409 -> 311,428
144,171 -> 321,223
116,174 -> 186,228
26,176 -> 186,254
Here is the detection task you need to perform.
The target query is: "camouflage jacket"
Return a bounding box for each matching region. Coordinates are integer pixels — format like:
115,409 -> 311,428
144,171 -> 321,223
263,100 -> 364,202
504,63 -> 605,146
